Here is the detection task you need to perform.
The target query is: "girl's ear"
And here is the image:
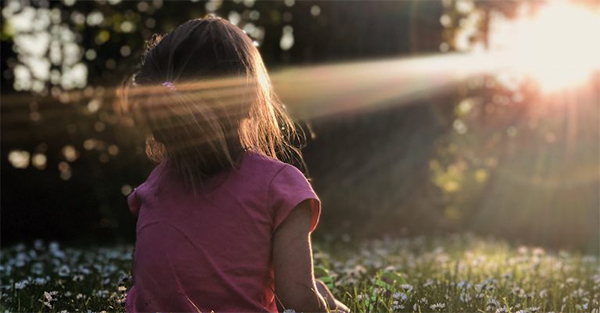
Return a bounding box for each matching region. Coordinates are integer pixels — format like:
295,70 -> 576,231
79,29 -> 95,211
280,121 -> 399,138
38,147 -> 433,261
145,135 -> 167,163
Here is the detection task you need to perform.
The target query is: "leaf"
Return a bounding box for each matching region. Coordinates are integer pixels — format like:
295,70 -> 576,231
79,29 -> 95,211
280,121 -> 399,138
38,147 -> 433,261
314,265 -> 334,290
313,265 -> 330,278
380,271 -> 408,286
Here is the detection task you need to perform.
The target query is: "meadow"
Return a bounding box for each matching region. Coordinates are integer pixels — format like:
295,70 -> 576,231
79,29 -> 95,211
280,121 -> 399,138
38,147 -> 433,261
1,234 -> 598,313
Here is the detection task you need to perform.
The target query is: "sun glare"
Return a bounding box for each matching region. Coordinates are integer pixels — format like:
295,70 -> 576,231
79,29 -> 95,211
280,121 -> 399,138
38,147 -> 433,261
496,1 -> 600,92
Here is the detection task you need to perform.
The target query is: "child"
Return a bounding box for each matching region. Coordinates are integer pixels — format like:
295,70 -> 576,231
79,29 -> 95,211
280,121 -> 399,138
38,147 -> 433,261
122,16 -> 348,313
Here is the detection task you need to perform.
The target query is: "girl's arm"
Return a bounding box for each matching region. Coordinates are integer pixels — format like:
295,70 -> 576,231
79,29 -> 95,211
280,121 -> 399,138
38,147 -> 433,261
273,200 -> 328,313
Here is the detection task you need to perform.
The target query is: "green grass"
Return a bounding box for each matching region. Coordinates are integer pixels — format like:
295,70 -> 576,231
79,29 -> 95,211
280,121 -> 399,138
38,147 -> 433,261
1,234 -> 598,312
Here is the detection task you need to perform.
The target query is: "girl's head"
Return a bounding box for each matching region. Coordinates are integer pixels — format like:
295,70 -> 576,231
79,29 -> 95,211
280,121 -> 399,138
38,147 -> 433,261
123,16 -> 303,187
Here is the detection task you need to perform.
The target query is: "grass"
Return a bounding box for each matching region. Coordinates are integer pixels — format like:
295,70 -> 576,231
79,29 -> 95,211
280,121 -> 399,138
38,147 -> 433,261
1,234 -> 598,312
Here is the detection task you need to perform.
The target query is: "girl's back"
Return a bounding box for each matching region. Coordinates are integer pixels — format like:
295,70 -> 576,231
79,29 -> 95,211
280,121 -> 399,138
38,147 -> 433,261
126,151 -> 319,312
122,16 -> 347,313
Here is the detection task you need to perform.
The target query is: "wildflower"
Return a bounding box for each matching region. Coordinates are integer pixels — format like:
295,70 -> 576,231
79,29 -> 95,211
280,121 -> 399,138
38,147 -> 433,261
349,265 -> 367,277
78,266 -> 91,275
459,292 -> 472,303
282,310 -> 296,313
43,291 -> 54,302
58,265 -> 70,277
42,300 -> 52,309
511,287 -> 526,298
118,286 -> 127,293
14,255 -> 26,267
33,239 -> 44,250
392,292 -> 407,302
475,283 -> 484,293
384,265 -> 396,272
14,280 -> 28,290
33,277 -> 47,285
49,242 -> 60,252
31,262 -> 44,275
495,307 -> 509,313
76,293 -> 84,299
117,271 -> 130,284
400,284 -> 413,292
472,255 -> 486,266
582,255 -> 597,263
50,246 -> 65,259
73,274 -> 84,282
574,289 -> 588,298
487,297 -> 500,309
392,302 -> 404,310
566,277 -> 578,284
97,290 -> 109,298
532,247 -> 545,256
430,302 -> 446,310
518,246 -> 528,254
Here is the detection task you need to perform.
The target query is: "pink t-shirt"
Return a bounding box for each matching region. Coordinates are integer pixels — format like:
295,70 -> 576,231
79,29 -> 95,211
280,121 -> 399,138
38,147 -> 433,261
125,151 -> 320,313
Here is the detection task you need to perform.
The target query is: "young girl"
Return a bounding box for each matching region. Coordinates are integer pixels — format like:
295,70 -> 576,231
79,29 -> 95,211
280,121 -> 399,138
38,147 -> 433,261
122,16 -> 348,313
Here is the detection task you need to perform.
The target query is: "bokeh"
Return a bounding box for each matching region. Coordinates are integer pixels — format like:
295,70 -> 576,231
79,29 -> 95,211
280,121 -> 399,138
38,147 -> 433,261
2,0 -> 599,252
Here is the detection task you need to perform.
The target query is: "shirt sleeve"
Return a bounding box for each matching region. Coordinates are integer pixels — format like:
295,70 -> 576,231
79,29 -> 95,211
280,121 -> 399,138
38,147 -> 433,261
127,188 -> 142,217
268,164 -> 321,233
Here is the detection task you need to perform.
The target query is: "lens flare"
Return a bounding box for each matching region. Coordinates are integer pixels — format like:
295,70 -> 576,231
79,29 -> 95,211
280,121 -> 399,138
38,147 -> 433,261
495,1 -> 600,92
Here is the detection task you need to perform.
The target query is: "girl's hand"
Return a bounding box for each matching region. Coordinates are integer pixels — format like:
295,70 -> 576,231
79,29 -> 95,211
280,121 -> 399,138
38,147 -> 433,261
315,279 -> 350,313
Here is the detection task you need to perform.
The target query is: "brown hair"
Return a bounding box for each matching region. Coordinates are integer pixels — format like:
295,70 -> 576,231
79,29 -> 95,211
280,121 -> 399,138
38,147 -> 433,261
121,16 -> 304,188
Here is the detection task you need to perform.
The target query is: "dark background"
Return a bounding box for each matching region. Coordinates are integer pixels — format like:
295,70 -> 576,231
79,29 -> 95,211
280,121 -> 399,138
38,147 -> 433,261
2,0 -> 598,251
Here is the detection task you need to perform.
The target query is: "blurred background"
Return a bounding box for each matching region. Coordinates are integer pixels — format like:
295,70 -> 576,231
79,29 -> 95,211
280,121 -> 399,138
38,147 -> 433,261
1,0 -> 598,251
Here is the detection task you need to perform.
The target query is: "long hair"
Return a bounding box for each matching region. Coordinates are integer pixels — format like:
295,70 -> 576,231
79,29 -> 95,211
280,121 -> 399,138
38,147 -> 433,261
121,16 -> 304,188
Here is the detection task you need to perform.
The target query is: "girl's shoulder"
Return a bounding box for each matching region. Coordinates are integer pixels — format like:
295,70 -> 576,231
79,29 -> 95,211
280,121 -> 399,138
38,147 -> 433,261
242,150 -> 289,173
242,151 -> 311,190
240,150 -> 310,187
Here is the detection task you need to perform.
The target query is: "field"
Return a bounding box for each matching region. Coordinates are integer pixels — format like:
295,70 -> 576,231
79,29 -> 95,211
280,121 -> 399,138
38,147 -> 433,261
1,234 -> 598,313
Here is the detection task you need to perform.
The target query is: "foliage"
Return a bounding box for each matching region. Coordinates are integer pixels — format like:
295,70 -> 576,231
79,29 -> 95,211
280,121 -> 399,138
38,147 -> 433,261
1,0 -> 598,251
430,0 -> 599,250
